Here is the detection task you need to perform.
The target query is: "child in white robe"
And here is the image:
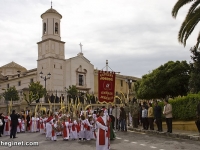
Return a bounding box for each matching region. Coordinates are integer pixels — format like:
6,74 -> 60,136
17,118 -> 22,133
70,119 -> 78,140
79,115 -> 86,140
3,116 -> 10,136
85,116 -> 93,140
62,118 -> 70,141
51,120 -> 57,141
40,117 -> 45,134
21,117 -> 25,132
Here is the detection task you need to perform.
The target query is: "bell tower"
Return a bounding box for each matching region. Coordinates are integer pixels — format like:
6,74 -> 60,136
37,6 -> 65,92
41,5 -> 61,41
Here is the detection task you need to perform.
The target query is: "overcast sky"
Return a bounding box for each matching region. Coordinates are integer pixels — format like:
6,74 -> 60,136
0,0 -> 198,78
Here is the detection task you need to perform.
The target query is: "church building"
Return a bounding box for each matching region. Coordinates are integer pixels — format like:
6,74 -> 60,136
0,6 -> 139,104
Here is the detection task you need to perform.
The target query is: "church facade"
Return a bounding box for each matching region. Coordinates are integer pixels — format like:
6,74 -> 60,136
0,7 -> 139,104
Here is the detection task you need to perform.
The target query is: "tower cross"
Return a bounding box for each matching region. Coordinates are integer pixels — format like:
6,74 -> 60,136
51,1 -> 52,9
79,43 -> 83,53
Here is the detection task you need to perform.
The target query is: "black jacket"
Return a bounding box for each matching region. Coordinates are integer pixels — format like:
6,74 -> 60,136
154,105 -> 162,119
10,113 -> 19,127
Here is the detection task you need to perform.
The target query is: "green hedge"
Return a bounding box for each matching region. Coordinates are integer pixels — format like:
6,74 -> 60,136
158,94 -> 200,121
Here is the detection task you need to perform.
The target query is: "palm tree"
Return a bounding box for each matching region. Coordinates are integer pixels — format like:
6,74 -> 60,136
172,0 -> 200,48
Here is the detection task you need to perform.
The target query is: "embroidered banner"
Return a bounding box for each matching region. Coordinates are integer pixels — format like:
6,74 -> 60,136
98,71 -> 115,103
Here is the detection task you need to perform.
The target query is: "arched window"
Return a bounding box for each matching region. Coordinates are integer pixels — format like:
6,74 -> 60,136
43,23 -> 46,34
55,22 -> 58,34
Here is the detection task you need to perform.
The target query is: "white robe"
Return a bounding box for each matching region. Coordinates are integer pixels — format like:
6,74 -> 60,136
63,121 -> 70,140
46,119 -> 53,138
40,118 -> 45,134
85,119 -> 93,140
21,120 -> 25,132
70,120 -> 78,139
96,116 -> 109,150
31,117 -> 37,132
79,119 -> 86,139
51,123 -> 57,141
17,118 -> 21,133
3,117 -> 10,136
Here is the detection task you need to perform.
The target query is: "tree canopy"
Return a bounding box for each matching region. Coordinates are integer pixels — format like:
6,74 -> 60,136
135,61 -> 190,99
28,81 -> 46,99
23,82 -> 46,105
189,46 -> 200,93
2,86 -> 19,101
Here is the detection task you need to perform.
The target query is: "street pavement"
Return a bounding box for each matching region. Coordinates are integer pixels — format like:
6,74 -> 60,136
128,126 -> 200,141
0,130 -> 200,150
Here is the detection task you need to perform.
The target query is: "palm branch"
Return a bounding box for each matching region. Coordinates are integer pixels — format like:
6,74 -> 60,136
172,0 -> 200,47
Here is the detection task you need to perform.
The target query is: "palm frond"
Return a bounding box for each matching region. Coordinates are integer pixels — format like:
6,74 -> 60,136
172,0 -> 194,18
178,7 -> 200,46
187,0 -> 200,16
195,32 -> 200,48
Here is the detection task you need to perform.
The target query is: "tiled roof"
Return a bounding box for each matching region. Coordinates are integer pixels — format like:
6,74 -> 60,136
41,8 -> 62,18
0,61 -> 27,70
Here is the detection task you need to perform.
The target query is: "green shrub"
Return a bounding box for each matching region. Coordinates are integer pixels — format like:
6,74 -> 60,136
158,94 -> 200,120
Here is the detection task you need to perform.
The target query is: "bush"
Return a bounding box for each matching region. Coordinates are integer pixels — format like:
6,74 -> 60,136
158,94 -> 200,120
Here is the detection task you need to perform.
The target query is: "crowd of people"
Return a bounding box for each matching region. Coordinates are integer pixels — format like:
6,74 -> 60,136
125,99 -> 173,133
0,105 -> 119,150
0,99 -> 174,150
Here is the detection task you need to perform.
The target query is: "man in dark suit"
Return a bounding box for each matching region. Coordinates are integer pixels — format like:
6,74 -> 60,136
154,101 -> 163,132
10,110 -> 19,138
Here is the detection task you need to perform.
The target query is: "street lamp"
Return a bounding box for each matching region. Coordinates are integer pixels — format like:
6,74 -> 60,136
39,71 -> 51,90
125,79 -> 132,103
40,71 -> 51,102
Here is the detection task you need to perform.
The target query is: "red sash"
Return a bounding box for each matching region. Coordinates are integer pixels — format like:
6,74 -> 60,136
46,116 -> 53,123
40,121 -> 44,129
97,117 -> 106,145
19,122 -> 22,130
76,124 -> 80,133
52,124 -> 55,136
5,122 -> 9,131
87,126 -> 90,131
72,124 -> 76,131
62,122 -> 67,137
107,117 -> 111,138
84,123 -> 88,129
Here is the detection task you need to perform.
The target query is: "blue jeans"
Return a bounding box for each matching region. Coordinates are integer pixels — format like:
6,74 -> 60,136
120,119 -> 127,131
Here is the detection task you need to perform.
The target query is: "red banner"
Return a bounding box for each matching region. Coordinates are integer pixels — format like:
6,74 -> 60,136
98,71 -> 116,103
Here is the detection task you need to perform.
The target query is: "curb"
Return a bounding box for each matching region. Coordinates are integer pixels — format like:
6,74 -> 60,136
127,127 -> 200,141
